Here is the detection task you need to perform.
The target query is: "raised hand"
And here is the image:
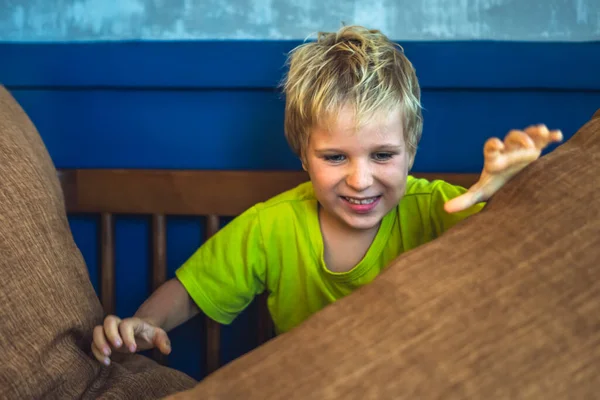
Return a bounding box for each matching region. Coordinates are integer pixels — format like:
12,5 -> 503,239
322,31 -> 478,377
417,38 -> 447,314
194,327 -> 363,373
444,124 -> 563,214
91,315 -> 172,366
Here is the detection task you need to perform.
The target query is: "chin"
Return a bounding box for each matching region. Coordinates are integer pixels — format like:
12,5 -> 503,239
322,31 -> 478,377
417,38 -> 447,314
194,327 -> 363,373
340,213 -> 384,231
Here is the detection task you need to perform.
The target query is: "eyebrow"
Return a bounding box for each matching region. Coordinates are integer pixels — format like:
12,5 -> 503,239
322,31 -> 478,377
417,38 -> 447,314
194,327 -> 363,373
373,144 -> 403,151
313,144 -> 403,153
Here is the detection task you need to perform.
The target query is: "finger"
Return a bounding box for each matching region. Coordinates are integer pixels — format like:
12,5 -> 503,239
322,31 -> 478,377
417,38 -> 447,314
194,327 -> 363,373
444,190 -> 481,214
504,129 -> 536,151
153,329 -> 172,355
524,124 -> 564,149
549,129 -> 563,143
91,341 -> 111,366
498,130 -> 540,170
483,138 -> 513,173
93,325 -> 111,357
103,315 -> 123,349
483,138 -> 504,167
524,124 -> 548,134
524,124 -> 550,149
119,319 -> 139,353
483,137 -> 504,160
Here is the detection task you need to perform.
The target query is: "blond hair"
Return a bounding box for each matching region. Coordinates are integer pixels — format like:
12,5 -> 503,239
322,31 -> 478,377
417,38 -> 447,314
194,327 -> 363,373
281,25 -> 423,167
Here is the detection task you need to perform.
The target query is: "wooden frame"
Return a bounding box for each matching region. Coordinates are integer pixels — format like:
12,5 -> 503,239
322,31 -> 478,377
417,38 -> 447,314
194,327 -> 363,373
58,168 -> 478,374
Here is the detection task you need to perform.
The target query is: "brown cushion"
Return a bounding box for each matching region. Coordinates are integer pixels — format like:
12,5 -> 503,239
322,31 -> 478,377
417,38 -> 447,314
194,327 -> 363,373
166,109 -> 600,400
0,86 -> 196,399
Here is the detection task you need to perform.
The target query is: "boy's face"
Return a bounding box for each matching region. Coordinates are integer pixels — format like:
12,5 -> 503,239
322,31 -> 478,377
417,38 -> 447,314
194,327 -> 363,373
304,104 -> 409,232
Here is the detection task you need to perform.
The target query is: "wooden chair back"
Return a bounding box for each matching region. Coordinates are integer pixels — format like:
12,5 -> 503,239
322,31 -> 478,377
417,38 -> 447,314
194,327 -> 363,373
58,168 -> 478,374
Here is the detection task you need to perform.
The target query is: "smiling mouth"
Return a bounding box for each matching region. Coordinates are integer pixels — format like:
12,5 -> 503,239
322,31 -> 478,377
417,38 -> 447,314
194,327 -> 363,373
341,196 -> 381,205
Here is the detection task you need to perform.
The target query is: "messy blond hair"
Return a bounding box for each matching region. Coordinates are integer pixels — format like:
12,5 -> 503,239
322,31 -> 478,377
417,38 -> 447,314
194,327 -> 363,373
281,25 -> 423,167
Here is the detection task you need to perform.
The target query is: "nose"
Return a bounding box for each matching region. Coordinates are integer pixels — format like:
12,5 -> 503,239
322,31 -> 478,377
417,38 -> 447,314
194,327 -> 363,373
345,161 -> 373,192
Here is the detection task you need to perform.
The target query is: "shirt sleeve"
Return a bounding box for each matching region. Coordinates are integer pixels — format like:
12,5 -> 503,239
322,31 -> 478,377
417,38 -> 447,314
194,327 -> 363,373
429,180 -> 486,237
175,206 -> 267,325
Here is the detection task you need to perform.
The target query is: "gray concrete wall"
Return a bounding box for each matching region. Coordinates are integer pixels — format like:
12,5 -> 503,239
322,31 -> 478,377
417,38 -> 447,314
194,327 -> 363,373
1,0 -> 599,42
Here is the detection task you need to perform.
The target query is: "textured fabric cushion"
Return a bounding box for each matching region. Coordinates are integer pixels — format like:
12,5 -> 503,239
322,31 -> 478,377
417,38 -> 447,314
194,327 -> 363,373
167,109 -> 600,400
0,86 -> 196,399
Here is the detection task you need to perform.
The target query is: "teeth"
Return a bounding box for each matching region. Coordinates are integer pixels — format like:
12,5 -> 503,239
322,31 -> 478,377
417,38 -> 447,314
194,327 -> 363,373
345,197 -> 377,205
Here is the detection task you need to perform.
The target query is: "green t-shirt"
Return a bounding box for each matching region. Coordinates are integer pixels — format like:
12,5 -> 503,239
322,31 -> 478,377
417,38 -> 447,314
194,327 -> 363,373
176,175 -> 484,334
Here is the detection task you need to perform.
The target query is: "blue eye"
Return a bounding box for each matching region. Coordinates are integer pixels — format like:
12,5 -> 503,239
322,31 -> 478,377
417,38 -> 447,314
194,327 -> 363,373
372,152 -> 394,161
323,154 -> 346,163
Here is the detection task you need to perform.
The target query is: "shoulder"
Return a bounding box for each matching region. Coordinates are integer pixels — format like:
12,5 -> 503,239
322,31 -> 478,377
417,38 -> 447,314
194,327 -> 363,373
404,175 -> 468,199
220,181 -> 314,236
221,180 -> 315,232
254,180 -> 316,213
399,175 -> 476,225
402,175 -> 483,235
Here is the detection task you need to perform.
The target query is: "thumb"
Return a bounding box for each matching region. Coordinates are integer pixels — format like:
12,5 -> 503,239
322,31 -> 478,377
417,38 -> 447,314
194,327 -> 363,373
152,328 -> 172,355
444,189 -> 481,214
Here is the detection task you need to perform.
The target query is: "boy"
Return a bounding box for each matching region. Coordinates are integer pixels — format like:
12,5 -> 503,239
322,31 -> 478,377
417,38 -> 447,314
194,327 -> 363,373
91,25 -> 562,365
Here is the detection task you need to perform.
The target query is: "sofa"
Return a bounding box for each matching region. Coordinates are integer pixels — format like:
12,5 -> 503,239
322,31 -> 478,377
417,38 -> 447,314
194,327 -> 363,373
0,86 -> 197,399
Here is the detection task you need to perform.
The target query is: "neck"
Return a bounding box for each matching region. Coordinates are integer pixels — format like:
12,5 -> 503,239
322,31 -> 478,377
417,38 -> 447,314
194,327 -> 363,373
317,204 -> 382,273
317,203 -> 381,238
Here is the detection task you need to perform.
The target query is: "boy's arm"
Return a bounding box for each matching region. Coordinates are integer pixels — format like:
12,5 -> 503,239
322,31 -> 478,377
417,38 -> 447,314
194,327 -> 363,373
92,205 -> 265,366
444,124 -> 563,214
134,277 -> 200,332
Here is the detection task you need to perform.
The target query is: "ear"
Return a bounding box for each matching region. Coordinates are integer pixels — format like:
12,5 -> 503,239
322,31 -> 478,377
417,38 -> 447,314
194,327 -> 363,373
407,150 -> 416,171
300,154 -> 308,171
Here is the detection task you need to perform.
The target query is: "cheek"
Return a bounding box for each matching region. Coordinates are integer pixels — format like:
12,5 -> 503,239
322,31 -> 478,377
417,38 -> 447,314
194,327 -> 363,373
378,159 -> 408,189
307,164 -> 340,194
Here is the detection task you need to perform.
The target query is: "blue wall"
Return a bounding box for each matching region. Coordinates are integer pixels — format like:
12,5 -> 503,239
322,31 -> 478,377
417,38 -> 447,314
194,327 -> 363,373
1,40 -> 599,381
3,0 -> 600,42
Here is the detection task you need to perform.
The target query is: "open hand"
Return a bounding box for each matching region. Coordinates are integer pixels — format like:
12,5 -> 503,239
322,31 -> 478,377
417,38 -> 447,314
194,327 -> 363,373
91,315 -> 172,366
444,124 -> 563,213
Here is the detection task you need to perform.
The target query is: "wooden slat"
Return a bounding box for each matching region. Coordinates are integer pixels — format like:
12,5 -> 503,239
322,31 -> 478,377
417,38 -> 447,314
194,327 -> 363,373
100,212 -> 115,315
60,169 -> 310,216
204,214 -> 221,375
58,169 -> 480,216
151,214 -> 167,292
256,292 -> 274,346
151,214 -> 168,365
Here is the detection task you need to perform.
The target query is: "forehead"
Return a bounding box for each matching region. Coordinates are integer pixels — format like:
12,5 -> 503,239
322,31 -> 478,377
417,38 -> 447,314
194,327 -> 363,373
310,104 -> 405,147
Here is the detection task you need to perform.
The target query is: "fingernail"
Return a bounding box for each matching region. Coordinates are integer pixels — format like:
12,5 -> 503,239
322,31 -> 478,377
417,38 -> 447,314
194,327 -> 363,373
115,339 -> 122,347
104,358 -> 110,366
130,344 -> 136,353
103,347 -> 110,356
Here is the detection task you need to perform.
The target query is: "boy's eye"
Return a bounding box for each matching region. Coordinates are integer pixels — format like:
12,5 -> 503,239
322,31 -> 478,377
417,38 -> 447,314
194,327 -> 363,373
372,152 -> 394,161
323,154 -> 346,163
